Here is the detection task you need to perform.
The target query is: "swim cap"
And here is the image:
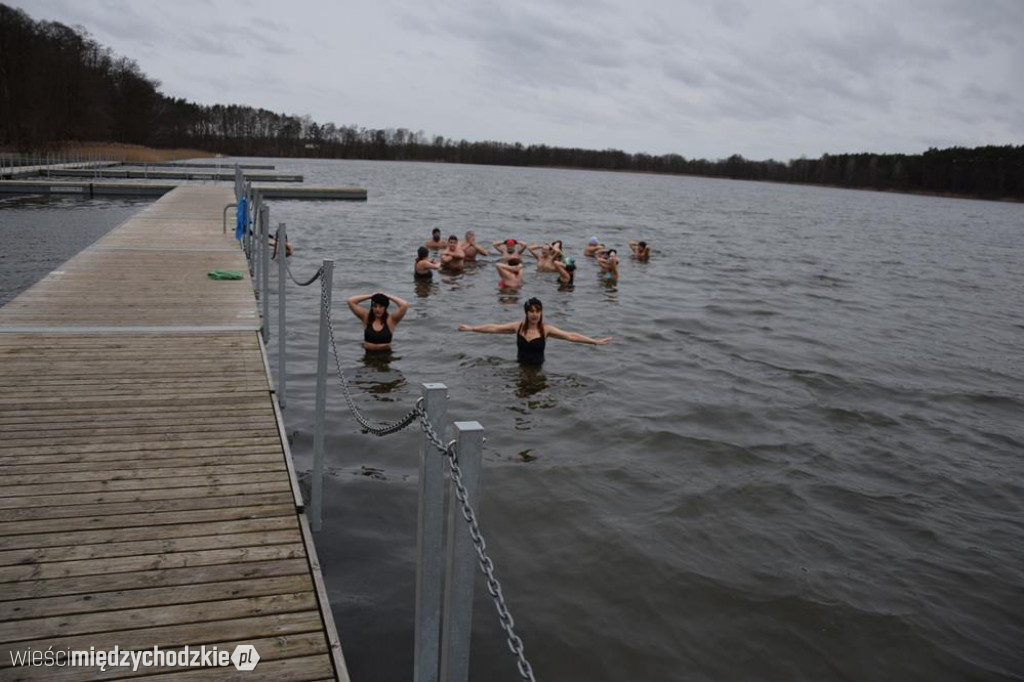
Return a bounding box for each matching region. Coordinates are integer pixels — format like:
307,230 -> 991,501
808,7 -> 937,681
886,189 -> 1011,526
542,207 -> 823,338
505,238 -> 517,247
370,293 -> 389,308
565,257 -> 575,268
589,237 -> 598,245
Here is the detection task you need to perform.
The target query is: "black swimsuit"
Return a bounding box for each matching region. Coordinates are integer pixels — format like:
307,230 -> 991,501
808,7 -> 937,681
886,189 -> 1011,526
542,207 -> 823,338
364,322 -> 393,345
516,330 -> 545,365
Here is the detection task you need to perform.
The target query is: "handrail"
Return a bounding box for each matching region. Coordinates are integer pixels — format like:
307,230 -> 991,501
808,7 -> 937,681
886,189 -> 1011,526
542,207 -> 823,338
222,203 -> 237,234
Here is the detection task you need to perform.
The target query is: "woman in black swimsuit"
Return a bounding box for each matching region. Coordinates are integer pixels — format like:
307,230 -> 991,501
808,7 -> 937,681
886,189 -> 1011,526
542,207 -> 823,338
415,246 -> 440,279
458,297 -> 611,365
347,292 -> 410,352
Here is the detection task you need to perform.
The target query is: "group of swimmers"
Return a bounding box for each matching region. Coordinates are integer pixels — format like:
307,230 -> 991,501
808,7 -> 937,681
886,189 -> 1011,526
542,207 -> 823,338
416,227 -> 650,291
347,229 -> 650,365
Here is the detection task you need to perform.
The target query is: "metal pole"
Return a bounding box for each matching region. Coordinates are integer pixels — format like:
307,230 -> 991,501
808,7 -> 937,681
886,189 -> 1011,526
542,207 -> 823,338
277,222 -> 287,409
253,199 -> 263,294
440,421 -> 485,682
311,259 -> 334,532
414,383 -> 449,682
261,206 -> 270,343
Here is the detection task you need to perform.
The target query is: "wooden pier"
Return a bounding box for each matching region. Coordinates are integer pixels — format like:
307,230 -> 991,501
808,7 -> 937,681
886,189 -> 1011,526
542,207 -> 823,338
0,187 -> 348,681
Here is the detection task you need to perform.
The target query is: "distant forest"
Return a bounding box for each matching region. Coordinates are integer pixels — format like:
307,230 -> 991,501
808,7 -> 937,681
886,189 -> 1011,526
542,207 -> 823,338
2,4 -> 1022,200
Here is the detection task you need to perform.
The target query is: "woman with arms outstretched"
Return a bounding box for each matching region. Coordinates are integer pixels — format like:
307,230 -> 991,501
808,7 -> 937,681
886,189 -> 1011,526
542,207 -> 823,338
458,297 -> 611,365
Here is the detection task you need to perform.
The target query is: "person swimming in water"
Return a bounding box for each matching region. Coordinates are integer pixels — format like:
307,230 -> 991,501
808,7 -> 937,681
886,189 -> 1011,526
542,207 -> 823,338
347,292 -> 410,352
597,248 -> 619,281
551,239 -> 565,262
415,246 -> 441,279
493,238 -> 528,261
495,258 -> 524,290
628,239 -> 651,260
269,228 -> 293,259
584,237 -> 606,257
458,297 -> 611,365
554,257 -> 576,286
426,228 -> 445,250
525,243 -> 559,272
440,234 -> 466,273
460,230 -> 490,261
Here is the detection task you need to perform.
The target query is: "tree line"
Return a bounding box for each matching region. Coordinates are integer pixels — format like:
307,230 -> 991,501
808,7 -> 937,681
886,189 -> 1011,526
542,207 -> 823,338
2,3 -> 1021,200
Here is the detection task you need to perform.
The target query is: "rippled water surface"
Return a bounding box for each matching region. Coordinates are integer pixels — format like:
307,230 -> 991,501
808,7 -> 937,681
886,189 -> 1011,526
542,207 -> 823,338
3,161 -> 1023,681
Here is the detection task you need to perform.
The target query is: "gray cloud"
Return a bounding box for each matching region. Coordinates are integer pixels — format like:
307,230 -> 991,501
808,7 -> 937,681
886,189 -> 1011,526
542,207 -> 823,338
9,0 -> 1023,161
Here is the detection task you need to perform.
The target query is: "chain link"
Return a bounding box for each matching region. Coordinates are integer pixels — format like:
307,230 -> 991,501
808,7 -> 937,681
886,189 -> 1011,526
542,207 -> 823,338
285,259 -> 323,287
321,280 -> 420,436
415,405 -> 537,682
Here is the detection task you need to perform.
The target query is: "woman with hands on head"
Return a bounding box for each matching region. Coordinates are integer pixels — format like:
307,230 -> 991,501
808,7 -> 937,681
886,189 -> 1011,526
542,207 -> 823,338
458,297 -> 611,365
525,243 -> 559,272
347,292 -> 410,352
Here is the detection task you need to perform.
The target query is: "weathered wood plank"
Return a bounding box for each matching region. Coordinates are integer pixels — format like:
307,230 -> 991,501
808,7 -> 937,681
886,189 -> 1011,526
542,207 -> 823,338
0,592 -> 318,644
0,543 -> 307,583
0,516 -> 298,551
0,529 -> 301,566
0,558 -> 311,601
0,503 -> 295,537
0,574 -> 313,621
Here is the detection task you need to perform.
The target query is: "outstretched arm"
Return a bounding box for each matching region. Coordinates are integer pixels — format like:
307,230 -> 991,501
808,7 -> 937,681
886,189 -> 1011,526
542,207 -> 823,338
545,324 -> 612,345
347,294 -> 371,323
458,321 -> 519,334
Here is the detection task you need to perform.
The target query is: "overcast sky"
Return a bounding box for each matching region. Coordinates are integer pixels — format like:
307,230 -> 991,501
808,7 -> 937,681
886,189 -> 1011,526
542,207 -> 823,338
12,0 -> 1024,161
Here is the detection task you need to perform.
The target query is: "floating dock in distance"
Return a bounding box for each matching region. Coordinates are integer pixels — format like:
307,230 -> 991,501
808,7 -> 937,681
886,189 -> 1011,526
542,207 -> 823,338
0,161 -> 118,180
254,185 -> 368,201
121,162 -> 277,170
42,169 -> 304,183
0,180 -> 368,201
0,180 -> 177,197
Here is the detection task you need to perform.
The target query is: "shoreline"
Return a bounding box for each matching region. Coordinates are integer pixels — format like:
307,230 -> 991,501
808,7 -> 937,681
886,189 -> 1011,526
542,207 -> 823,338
8,143 -> 1021,205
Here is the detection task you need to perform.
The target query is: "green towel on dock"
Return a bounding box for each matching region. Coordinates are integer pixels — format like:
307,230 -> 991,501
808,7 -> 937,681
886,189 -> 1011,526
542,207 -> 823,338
207,269 -> 244,280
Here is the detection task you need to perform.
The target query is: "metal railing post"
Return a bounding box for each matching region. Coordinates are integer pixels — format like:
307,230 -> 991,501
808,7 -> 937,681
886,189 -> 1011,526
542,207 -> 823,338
414,383 -> 449,682
311,259 -> 334,532
440,421 -> 485,682
277,222 -> 288,409
261,206 -> 270,343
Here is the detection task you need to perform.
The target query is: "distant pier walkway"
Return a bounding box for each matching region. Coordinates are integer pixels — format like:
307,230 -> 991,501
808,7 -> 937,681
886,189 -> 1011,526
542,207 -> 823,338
0,187 -> 347,680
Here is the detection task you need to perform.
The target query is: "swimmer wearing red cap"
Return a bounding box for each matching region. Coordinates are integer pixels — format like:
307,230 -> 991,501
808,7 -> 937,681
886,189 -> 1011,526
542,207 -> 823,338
493,237 -> 528,262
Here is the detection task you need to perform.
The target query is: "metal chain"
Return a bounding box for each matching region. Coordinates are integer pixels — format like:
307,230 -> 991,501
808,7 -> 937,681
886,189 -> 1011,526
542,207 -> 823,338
416,405 -> 537,682
284,259 -> 323,287
320,280 -> 420,436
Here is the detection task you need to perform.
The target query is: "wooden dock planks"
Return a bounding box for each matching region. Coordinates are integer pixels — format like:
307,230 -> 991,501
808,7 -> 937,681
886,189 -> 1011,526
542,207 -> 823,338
0,187 -> 346,681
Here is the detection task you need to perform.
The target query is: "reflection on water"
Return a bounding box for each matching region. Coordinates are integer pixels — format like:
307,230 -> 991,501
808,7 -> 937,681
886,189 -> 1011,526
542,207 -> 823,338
361,349 -> 397,370
413,277 -> 438,298
514,364 -> 547,399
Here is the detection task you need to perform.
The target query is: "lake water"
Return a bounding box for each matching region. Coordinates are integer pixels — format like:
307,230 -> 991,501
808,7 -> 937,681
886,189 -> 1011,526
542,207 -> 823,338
2,160 -> 1023,681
